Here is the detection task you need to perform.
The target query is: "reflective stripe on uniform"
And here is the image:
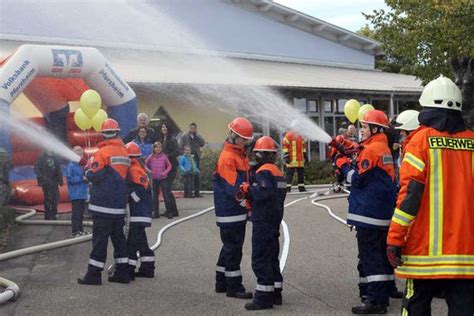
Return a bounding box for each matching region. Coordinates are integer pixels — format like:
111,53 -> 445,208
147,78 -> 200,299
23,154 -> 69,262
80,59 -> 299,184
89,204 -> 126,215
359,277 -> 367,284
392,208 -> 415,226
277,182 -> 287,189
140,256 -> 155,262
429,149 -> 443,256
403,152 -> 425,172
128,259 -> 137,266
402,255 -> 474,265
130,216 -> 152,223
366,274 -> 394,282
115,257 -> 128,264
225,270 -> 242,277
274,282 -> 282,288
216,214 -> 248,223
216,266 -> 225,273
396,265 -> 474,276
402,279 -> 414,316
89,259 -> 105,268
291,141 -> 298,166
256,284 -> 274,292
110,156 -> 130,166
346,213 -> 390,227
131,192 -> 140,202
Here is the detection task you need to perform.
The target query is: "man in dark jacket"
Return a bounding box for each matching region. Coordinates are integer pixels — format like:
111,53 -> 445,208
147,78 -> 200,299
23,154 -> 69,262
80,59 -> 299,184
123,113 -> 156,144
179,122 -> 206,197
35,150 -> 63,220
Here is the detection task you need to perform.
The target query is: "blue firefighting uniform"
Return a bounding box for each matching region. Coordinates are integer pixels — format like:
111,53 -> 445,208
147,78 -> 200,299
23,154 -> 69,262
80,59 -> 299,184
84,138 -> 130,279
127,158 -> 155,276
212,141 -> 250,293
346,133 -> 397,306
248,163 -> 287,307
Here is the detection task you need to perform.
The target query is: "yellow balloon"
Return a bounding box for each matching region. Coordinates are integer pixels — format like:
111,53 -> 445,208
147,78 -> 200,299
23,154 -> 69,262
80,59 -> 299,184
74,109 -> 92,131
80,89 -> 102,119
344,99 -> 360,123
358,104 -> 375,122
91,109 -> 108,132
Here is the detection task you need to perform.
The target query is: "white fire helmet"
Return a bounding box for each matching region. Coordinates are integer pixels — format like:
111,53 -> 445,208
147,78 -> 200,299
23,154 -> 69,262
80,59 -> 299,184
419,75 -> 462,111
395,110 -> 420,131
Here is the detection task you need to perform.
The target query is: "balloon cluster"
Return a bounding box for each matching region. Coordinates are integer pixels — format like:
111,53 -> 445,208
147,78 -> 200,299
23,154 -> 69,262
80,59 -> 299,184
343,99 -> 375,123
74,90 -> 108,131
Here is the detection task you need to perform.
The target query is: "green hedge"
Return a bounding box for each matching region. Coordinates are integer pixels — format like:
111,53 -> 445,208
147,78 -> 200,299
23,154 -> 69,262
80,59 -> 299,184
195,148 -> 334,190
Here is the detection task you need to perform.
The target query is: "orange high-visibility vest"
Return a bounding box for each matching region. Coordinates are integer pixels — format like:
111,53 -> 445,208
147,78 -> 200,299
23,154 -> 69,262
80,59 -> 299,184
282,131 -> 306,168
387,127 -> 474,279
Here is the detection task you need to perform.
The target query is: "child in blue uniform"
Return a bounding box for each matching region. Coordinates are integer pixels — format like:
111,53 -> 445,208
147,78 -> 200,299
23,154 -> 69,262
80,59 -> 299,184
125,142 -> 155,279
238,136 -> 287,310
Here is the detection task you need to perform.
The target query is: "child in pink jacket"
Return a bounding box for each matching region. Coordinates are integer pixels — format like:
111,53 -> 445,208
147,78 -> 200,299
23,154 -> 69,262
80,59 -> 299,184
146,142 -> 178,219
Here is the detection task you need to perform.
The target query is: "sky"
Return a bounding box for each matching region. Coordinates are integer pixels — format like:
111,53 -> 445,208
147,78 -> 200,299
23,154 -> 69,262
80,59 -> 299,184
274,0 -> 389,32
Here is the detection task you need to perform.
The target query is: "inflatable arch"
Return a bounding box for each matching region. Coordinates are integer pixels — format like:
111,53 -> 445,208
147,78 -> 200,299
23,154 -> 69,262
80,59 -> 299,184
0,44 -> 137,206
0,44 -> 137,153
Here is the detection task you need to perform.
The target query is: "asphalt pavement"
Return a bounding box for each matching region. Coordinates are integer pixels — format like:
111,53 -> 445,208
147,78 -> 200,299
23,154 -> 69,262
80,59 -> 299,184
0,190 -> 447,315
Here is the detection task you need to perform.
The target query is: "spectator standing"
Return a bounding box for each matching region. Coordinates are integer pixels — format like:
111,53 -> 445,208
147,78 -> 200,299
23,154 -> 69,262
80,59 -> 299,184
35,150 -> 63,220
123,113 -> 156,144
146,141 -> 178,219
179,122 -> 206,197
348,124 -> 358,142
156,122 -> 180,186
66,146 -> 88,237
179,145 -> 200,198
133,127 -> 153,159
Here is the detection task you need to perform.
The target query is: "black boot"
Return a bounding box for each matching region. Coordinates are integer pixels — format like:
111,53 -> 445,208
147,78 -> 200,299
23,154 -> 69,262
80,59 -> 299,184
152,210 -> 160,219
389,290 -> 403,299
108,273 -> 130,284
245,302 -> 272,310
274,293 -> 282,305
135,270 -> 154,278
351,303 -> 387,314
298,186 -> 307,192
227,291 -> 253,299
77,271 -> 102,285
215,284 -> 227,293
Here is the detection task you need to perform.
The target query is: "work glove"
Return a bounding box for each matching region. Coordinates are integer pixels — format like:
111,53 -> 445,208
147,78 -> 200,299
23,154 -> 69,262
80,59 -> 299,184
387,245 -> 403,268
235,182 -> 250,201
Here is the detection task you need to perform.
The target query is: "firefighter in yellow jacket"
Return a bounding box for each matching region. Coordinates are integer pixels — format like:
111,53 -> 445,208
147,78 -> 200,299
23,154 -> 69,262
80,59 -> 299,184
387,76 -> 474,315
282,129 -> 307,192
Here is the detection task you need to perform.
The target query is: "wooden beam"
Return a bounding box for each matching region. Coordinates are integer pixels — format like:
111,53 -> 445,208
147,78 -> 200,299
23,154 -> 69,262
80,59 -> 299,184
285,14 -> 299,22
258,3 -> 273,12
337,34 -> 351,41
312,24 -> 326,32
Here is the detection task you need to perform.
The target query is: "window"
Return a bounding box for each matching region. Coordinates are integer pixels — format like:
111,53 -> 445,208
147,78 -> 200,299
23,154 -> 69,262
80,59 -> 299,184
324,116 -> 334,136
336,99 -> 346,114
324,100 -> 333,113
294,98 -> 307,113
308,100 -> 318,113
372,99 -> 390,113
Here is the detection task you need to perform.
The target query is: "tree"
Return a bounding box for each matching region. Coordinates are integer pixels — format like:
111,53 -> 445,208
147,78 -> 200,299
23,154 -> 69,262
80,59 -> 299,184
363,1 -> 474,84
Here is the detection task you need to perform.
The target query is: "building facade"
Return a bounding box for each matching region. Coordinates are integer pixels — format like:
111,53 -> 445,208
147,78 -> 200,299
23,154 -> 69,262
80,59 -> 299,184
0,0 -> 422,159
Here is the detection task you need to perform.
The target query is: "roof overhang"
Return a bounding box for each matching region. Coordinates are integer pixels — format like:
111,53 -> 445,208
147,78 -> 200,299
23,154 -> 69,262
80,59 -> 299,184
229,0 -> 384,56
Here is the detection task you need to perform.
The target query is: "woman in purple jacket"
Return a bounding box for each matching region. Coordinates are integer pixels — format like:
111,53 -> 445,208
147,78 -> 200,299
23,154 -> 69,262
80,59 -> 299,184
145,142 -> 178,219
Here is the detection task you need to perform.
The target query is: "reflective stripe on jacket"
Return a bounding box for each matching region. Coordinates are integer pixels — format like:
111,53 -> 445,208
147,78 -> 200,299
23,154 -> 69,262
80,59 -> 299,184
86,138 -> 130,218
282,131 -> 306,168
347,133 -> 397,229
249,163 -> 287,225
387,127 -> 474,279
212,141 -> 249,227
